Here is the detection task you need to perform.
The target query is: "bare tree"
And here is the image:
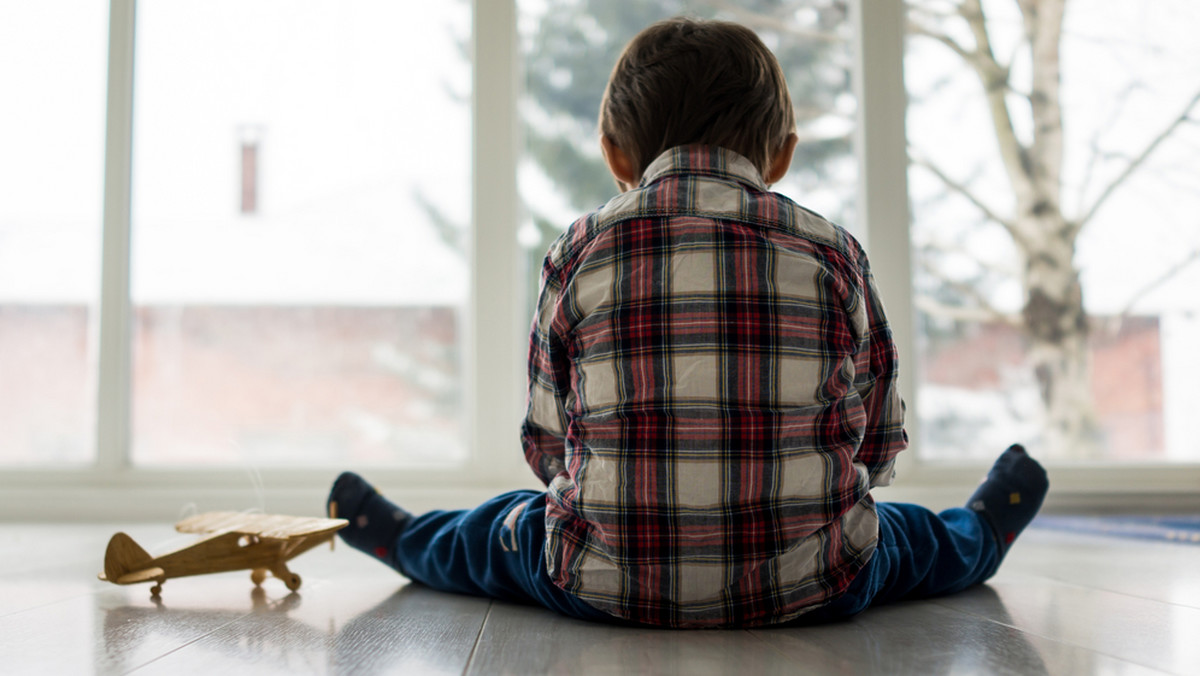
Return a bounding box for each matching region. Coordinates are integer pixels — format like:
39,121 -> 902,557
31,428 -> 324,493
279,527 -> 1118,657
910,0 -> 1200,458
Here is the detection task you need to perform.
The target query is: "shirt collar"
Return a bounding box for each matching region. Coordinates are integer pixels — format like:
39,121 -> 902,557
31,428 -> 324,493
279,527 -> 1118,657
638,145 -> 769,192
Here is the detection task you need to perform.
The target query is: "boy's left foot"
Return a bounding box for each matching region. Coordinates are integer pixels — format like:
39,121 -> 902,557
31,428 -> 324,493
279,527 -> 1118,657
967,444 -> 1049,553
327,472 -> 411,561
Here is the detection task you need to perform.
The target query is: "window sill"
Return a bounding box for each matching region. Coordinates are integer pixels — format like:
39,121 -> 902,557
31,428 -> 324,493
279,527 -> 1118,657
2,462 -> 1196,522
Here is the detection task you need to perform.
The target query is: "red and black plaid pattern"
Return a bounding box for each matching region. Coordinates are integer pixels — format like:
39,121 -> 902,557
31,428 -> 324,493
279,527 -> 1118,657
521,146 -> 907,627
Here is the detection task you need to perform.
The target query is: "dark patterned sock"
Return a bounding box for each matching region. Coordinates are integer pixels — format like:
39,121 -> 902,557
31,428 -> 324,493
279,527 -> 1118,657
967,444 -> 1049,552
327,472 -> 411,561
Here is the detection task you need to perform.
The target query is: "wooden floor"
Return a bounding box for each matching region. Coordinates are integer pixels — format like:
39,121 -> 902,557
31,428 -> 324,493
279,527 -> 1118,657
2,521 -> 1197,675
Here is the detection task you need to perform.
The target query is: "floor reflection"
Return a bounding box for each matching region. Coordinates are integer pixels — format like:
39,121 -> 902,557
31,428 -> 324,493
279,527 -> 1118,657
96,583 -> 483,675
751,584 -> 1053,675
97,586 -> 315,673
932,585 -> 1051,676
97,580 -> 1067,675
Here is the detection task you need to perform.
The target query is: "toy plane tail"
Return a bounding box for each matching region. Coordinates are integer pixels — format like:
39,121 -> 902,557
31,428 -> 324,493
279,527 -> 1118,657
102,532 -> 154,583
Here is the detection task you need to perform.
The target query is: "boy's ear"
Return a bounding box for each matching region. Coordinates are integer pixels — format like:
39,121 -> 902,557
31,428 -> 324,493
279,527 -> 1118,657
763,133 -> 800,186
600,135 -> 638,192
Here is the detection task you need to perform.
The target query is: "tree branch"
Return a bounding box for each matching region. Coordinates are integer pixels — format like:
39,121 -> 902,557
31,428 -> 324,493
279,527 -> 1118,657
1076,88 -> 1200,233
915,253 -> 1020,326
412,188 -> 467,259
906,19 -> 974,63
910,153 -> 1026,247
954,0 -> 1035,203
1119,247 -> 1200,318
1074,82 -> 1144,213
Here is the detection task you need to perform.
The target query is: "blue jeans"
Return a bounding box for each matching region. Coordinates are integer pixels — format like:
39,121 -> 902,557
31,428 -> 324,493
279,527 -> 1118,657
392,490 -> 612,622
789,501 -> 1000,624
390,491 -> 1000,626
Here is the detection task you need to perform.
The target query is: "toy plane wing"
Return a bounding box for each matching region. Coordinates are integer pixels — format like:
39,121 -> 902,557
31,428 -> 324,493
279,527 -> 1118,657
175,512 -> 347,540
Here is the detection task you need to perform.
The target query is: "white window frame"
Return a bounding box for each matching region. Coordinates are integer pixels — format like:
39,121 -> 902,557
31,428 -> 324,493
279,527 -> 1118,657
1,0 -> 1196,522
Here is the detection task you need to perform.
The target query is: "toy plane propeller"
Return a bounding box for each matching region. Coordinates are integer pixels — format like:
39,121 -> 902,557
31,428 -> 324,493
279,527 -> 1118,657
98,512 -> 348,596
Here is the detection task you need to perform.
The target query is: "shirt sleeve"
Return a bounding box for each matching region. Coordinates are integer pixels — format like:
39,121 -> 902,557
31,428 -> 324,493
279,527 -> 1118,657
852,250 -> 909,488
520,254 -> 570,486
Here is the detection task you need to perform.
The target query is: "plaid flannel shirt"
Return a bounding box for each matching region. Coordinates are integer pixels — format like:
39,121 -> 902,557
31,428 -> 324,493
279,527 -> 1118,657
521,146 -> 907,627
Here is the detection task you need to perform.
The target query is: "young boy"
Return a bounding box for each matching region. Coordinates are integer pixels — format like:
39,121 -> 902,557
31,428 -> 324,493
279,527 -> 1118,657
329,17 -> 1048,628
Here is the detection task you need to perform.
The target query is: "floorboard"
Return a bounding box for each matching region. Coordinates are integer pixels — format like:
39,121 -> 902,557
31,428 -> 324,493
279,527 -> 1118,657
0,521 -> 1196,675
998,528 -> 1200,607
466,603 -> 799,676
936,574 -> 1200,674
753,591 -> 1161,676
130,584 -> 489,675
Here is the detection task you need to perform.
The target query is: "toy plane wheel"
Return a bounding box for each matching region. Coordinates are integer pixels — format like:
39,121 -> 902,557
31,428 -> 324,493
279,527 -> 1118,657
270,563 -> 302,591
283,573 -> 302,591
150,582 -> 163,596
250,568 -> 268,587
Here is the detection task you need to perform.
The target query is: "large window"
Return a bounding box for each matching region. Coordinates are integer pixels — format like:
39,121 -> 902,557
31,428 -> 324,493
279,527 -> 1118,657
2,1 -> 1198,518
905,0 -> 1200,463
127,0 -> 471,466
0,2 -> 108,466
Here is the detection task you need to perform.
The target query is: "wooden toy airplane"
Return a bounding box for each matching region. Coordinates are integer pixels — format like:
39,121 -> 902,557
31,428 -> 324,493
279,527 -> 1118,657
98,512 -> 348,596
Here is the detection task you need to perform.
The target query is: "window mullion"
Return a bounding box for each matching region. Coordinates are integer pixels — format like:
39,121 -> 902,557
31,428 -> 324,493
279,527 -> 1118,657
95,0 -> 136,473
469,0 -> 528,484
851,0 -> 919,473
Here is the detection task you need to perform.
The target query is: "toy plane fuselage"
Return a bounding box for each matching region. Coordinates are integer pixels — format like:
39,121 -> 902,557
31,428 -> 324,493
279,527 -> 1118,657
98,512 -> 348,596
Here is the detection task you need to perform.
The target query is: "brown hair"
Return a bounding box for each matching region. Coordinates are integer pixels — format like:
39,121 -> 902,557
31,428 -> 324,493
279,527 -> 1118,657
598,17 -> 796,180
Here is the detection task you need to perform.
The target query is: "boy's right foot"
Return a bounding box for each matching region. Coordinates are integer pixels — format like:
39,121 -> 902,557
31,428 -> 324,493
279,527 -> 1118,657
328,472 -> 411,561
967,444 -> 1049,554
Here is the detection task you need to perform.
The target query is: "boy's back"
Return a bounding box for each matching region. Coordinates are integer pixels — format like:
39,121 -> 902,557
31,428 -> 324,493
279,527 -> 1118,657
522,144 -> 906,627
